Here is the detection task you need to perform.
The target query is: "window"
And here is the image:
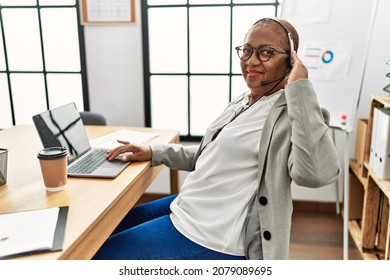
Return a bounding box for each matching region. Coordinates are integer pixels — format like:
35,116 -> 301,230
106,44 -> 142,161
142,0 -> 281,141
0,0 -> 88,129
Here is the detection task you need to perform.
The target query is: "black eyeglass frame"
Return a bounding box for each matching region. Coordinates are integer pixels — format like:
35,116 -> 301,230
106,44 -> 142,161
235,45 -> 290,62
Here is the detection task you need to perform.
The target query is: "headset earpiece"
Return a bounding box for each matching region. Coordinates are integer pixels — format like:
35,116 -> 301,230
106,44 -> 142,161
286,32 -> 294,68
286,55 -> 292,69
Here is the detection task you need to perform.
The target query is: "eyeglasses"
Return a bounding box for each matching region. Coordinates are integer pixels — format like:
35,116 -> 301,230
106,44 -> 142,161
235,45 -> 289,62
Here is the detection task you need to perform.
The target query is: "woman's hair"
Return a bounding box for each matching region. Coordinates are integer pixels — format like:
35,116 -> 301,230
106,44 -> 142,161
250,18 -> 299,52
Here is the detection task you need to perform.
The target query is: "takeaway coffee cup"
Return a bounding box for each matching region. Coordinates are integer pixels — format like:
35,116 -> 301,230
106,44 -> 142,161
0,148 -> 8,186
37,147 -> 68,192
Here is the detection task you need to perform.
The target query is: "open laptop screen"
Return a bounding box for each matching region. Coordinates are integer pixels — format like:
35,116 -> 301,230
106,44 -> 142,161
32,102 -> 91,164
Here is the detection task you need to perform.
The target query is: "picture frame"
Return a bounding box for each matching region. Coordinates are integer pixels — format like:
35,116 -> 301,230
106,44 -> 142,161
80,0 -> 135,25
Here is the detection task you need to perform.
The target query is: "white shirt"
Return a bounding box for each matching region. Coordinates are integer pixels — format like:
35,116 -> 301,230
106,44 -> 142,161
170,91 -> 283,255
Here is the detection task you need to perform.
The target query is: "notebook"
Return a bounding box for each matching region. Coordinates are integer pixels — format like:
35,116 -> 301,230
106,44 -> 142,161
32,102 -> 129,178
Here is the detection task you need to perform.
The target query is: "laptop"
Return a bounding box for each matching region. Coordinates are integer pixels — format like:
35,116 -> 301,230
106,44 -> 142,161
32,102 -> 129,178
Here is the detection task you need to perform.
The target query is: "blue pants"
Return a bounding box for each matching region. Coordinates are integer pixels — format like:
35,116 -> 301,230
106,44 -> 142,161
92,195 -> 246,260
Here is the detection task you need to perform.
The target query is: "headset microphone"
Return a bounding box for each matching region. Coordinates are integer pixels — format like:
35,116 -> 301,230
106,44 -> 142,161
260,71 -> 290,86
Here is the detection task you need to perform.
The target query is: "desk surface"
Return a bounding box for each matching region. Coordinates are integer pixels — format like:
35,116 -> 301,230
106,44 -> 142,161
0,125 -> 179,260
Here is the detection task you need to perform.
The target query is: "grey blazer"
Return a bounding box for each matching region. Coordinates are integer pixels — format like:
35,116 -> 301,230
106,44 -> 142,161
151,79 -> 340,260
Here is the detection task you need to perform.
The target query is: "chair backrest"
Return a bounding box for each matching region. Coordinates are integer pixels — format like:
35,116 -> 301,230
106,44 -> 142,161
79,111 -> 107,126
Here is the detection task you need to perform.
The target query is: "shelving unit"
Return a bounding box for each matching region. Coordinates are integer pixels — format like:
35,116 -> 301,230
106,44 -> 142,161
348,94 -> 390,260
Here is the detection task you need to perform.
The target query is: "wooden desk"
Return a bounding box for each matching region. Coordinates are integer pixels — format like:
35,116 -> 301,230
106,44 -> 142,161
0,125 -> 180,260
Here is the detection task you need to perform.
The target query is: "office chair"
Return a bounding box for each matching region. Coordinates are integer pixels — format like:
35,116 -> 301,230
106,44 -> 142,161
79,111 -> 107,126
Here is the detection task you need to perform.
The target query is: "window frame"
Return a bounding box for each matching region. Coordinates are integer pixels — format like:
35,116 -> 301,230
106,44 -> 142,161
0,1 -> 89,127
141,1 -> 281,141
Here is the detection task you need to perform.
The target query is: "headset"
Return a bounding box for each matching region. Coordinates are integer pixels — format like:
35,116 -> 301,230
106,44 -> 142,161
253,18 -> 295,87
257,18 -> 294,68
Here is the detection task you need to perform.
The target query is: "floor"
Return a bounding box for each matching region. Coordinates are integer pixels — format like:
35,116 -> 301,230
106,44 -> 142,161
289,210 -> 363,260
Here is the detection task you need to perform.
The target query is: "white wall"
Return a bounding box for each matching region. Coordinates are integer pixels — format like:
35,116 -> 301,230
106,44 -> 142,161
84,1 -> 173,194
83,0 -> 390,201
355,0 -> 390,119
83,1 -> 145,127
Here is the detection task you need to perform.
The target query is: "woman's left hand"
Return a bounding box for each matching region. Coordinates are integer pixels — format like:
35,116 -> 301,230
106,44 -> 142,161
287,51 -> 308,84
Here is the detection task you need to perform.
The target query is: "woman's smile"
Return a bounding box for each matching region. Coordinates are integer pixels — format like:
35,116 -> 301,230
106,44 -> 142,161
247,70 -> 262,77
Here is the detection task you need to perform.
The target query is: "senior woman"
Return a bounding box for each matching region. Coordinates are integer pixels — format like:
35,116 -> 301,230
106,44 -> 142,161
93,18 -> 339,260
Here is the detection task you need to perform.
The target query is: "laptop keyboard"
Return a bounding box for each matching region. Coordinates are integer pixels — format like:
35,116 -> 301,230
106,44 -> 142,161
68,149 -> 107,174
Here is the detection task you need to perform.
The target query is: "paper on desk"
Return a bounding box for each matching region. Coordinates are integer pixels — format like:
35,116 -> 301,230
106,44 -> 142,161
0,207 -> 59,258
90,129 -> 159,150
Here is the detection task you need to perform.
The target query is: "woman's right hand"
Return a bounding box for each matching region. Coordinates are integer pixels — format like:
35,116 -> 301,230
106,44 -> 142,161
287,51 -> 308,84
106,140 -> 152,162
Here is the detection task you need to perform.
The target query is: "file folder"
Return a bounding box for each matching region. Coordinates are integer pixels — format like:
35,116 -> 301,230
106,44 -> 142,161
0,206 -> 68,259
369,108 -> 379,168
372,108 -> 390,179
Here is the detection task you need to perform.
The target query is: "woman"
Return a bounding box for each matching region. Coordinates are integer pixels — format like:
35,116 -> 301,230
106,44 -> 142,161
93,18 -> 339,260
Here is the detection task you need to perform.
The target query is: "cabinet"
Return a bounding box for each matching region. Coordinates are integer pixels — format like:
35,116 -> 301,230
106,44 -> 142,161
349,95 -> 390,260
